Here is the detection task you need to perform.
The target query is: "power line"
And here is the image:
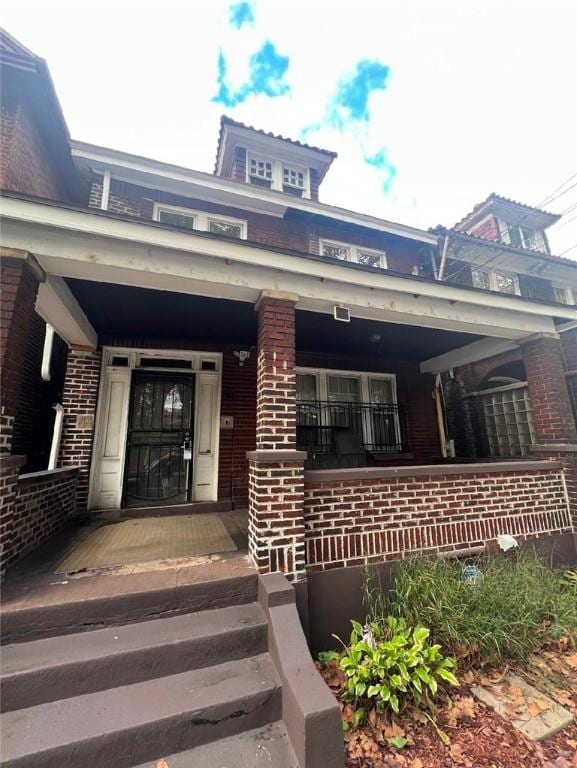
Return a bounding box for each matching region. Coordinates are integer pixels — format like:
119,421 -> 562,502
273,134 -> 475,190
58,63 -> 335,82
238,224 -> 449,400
558,242 -> 577,257
442,171 -> 577,282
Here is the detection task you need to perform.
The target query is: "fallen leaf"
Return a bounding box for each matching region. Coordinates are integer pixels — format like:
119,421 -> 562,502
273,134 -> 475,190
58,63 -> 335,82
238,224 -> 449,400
410,760 -> 423,768
156,761 -> 169,768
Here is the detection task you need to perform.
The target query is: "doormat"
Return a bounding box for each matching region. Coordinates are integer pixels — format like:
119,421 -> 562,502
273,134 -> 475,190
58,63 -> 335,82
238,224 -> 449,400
56,514 -> 237,573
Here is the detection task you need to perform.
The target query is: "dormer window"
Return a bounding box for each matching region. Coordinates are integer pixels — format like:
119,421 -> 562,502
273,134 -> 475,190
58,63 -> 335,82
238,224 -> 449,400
248,157 -> 274,188
246,154 -> 310,197
497,220 -> 546,253
320,239 -> 387,269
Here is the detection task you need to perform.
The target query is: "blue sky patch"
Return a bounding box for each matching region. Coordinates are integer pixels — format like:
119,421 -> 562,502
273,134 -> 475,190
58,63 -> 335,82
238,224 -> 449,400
365,147 -> 397,194
334,60 -> 390,124
229,2 -> 254,29
213,41 -> 290,107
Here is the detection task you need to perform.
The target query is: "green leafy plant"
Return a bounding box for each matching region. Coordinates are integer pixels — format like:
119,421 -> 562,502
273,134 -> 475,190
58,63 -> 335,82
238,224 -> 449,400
332,616 -> 458,722
384,553 -> 577,665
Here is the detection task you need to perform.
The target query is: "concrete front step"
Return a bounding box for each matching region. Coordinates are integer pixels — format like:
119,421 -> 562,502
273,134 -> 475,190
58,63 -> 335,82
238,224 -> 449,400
1,572 -> 257,645
1,602 -> 268,712
0,653 -> 282,768
134,722 -> 300,768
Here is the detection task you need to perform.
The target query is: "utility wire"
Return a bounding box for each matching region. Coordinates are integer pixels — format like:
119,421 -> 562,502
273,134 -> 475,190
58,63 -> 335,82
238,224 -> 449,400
442,171 -> 577,282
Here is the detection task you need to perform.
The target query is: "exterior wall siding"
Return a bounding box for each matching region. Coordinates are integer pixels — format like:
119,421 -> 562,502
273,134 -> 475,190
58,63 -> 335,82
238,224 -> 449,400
303,466 -> 572,571
0,89 -> 64,199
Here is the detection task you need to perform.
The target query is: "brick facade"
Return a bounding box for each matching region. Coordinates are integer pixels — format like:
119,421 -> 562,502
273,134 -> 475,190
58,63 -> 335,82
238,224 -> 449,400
248,294 -> 307,581
303,464 -> 572,571
0,252 -> 43,454
0,455 -> 25,575
467,216 -> 500,241
11,312 -> 68,472
521,335 -> 577,445
1,466 -> 78,573
0,88 -> 65,199
58,349 -> 102,510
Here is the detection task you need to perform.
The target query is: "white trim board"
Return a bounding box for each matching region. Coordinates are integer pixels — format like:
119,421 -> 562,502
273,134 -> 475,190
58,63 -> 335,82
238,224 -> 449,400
88,347 -> 222,510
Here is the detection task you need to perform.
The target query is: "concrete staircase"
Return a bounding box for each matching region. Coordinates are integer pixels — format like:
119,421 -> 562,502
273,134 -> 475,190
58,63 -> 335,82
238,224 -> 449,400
0,572 -> 343,768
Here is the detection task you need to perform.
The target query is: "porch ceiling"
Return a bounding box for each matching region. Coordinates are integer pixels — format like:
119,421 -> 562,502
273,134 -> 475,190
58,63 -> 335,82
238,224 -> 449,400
66,279 -> 483,362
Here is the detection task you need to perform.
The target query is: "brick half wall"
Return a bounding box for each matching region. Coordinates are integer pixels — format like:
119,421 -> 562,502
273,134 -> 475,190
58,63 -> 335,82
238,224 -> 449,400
1,464 -> 78,573
303,462 -> 572,571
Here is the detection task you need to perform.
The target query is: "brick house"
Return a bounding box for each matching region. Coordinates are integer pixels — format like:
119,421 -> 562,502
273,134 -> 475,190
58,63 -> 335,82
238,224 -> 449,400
2,27 -> 577,586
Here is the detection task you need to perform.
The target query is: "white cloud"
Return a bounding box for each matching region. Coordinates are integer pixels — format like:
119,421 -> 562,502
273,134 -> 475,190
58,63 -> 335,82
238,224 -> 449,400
1,0 -> 576,256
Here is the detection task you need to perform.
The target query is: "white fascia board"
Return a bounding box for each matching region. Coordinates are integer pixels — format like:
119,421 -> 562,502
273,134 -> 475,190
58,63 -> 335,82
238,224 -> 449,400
70,141 -> 438,245
420,338 -> 519,374
36,275 -> 98,348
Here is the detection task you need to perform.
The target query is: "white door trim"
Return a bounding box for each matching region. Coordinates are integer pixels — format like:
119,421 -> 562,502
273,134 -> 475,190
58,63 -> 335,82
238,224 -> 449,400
88,346 -> 222,510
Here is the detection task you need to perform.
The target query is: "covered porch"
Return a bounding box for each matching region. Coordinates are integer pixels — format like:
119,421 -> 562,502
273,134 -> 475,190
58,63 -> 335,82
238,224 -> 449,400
1,195 -> 576,581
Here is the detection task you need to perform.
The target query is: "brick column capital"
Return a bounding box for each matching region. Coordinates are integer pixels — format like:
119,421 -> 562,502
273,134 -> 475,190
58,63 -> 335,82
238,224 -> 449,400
255,290 -> 299,310
0,248 -> 45,283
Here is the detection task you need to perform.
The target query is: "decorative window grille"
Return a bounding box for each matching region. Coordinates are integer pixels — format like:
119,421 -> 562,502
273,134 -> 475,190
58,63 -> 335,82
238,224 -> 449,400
471,269 -> 491,290
553,284 -> 575,305
358,250 -> 385,268
494,271 -> 517,295
320,240 -> 386,268
471,267 -> 519,295
208,218 -> 244,238
481,384 -> 535,457
158,210 -> 197,230
321,242 -> 351,261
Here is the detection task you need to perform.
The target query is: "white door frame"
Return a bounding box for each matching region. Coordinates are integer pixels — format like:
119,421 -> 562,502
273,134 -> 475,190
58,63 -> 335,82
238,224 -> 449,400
88,347 -> 222,510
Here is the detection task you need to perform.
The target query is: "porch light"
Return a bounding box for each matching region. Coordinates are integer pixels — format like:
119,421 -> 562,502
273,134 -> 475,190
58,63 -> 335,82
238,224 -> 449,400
233,350 -> 251,366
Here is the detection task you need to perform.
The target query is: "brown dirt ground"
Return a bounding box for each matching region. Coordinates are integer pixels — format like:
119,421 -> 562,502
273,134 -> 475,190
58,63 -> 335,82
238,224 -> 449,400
318,645 -> 577,768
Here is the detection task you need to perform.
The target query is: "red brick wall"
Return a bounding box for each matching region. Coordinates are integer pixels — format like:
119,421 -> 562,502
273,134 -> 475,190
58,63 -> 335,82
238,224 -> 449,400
303,465 -> 571,570
467,216 -> 500,241
59,350 -> 102,510
0,255 -> 41,454
12,312 -> 68,472
0,89 -> 64,199
0,455 -> 25,575
2,467 -> 78,572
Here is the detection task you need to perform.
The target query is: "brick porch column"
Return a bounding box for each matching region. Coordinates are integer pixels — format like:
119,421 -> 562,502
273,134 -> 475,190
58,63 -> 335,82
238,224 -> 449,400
58,347 -> 102,511
247,290 -> 307,581
0,248 -> 44,454
522,333 -> 577,531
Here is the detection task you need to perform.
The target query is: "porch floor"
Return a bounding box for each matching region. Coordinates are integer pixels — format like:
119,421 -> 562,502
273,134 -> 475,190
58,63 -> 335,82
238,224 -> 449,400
1,509 -> 253,623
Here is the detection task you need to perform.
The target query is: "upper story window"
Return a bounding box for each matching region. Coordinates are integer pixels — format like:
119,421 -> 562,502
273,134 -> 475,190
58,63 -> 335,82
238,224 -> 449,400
247,154 -> 310,198
552,284 -> 575,305
320,239 -> 387,269
497,220 -> 547,253
472,268 -> 520,295
154,204 -> 247,239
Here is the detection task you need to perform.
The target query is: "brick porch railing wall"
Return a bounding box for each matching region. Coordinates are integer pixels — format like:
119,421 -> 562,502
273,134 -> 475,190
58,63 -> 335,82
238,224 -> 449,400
0,463 -> 78,574
303,463 -> 572,571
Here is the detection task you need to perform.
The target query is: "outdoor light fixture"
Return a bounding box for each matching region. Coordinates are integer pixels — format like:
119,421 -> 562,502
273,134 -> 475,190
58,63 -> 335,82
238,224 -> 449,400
233,350 -> 251,366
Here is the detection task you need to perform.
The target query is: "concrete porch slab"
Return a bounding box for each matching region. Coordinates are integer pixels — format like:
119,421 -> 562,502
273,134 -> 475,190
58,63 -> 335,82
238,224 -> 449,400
472,672 -> 574,741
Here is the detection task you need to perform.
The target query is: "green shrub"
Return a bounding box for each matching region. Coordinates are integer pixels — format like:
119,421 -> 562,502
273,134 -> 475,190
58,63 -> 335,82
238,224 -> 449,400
321,616 -> 458,723
382,552 -> 577,665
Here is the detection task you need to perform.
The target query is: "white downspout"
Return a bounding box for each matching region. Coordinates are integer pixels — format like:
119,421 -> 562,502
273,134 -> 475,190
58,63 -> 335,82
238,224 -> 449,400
101,169 -> 111,211
437,234 -> 450,281
49,404 -> 64,470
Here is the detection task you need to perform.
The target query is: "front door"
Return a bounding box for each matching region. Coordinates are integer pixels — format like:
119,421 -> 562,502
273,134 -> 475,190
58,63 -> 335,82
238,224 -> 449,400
123,373 -> 195,508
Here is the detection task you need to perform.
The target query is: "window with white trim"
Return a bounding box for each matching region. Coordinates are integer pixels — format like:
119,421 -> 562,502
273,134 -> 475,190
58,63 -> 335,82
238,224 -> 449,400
296,368 -> 402,455
552,284 -> 575,305
154,204 -> 247,239
471,268 -> 520,295
497,220 -> 547,253
320,239 -> 387,269
246,154 -> 310,198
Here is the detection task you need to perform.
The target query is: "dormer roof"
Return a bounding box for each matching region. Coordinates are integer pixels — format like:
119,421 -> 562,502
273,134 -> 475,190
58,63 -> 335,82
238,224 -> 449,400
453,193 -> 560,233
214,115 -> 336,183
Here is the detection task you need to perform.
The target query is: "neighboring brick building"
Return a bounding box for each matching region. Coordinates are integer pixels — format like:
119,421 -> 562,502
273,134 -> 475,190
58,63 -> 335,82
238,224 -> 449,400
1,27 -> 576,580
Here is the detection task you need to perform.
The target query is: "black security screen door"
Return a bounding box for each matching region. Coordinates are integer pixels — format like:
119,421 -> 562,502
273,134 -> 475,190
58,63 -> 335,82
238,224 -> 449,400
123,373 -> 194,507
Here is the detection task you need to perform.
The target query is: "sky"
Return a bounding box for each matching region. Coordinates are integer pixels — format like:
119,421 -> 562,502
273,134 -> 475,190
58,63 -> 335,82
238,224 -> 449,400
2,0 -> 576,257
